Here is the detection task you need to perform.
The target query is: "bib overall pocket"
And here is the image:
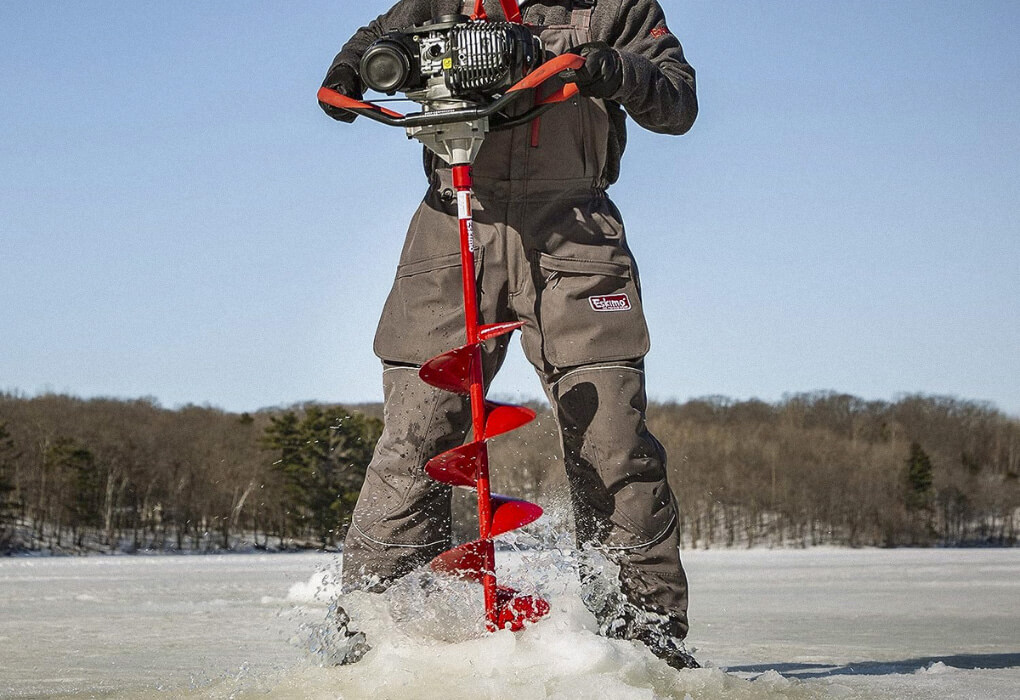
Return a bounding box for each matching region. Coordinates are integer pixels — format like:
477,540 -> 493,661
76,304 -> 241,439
374,248 -> 484,365
536,252 -> 650,368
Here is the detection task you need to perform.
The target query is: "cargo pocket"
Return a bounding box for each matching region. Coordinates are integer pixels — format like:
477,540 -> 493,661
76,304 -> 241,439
374,248 -> 483,365
536,252 -> 650,368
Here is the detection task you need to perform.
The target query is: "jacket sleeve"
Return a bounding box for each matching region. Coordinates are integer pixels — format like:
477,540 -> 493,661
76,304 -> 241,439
323,0 -> 434,84
606,0 -> 698,135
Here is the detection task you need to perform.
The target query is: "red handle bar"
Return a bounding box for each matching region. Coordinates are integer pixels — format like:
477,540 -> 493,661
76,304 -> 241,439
317,53 -> 585,130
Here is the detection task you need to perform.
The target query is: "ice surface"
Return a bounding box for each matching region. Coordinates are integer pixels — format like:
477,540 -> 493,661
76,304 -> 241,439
1,546 -> 1018,699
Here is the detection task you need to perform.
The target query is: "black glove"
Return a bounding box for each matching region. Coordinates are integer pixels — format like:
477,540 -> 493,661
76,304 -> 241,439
568,42 -> 623,100
319,63 -> 363,123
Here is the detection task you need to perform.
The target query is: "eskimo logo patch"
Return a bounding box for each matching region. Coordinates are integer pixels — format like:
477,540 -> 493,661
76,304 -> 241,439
589,294 -> 632,312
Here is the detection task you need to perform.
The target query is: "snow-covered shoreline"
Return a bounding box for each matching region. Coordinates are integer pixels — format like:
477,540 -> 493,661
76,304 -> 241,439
5,527 -> 1018,559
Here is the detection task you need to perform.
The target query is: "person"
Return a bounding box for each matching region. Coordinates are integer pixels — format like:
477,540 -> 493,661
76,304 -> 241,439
319,0 -> 699,670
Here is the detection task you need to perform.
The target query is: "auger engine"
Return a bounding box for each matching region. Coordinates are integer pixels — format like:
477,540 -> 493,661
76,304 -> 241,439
360,14 -> 544,99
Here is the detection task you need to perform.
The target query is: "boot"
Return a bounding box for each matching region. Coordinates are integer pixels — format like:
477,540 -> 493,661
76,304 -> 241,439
580,562 -> 699,670
317,604 -> 371,666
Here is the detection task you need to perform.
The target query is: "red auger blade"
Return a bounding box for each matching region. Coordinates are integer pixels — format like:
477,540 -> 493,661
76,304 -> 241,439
478,321 -> 525,342
490,494 -> 543,537
419,344 -> 476,394
484,401 -> 536,439
425,441 -> 484,488
496,586 -> 551,631
430,539 -> 491,583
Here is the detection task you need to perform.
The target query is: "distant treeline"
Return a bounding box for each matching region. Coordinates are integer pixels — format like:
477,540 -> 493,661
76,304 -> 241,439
0,393 -> 382,554
1,391 -> 1017,554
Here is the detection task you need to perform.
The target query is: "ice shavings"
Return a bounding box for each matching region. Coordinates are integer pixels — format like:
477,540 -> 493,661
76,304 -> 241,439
275,527 -> 834,700
915,661 -> 955,675
286,570 -> 339,604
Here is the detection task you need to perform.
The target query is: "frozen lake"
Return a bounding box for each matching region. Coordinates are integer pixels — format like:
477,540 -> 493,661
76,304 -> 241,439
1,548 -> 1018,699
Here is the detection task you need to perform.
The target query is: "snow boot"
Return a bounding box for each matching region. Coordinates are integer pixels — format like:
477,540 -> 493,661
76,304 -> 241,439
634,626 -> 701,670
321,605 -> 371,666
580,561 -> 699,671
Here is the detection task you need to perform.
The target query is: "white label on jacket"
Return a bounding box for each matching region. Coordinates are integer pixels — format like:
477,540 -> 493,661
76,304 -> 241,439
589,294 -> 632,312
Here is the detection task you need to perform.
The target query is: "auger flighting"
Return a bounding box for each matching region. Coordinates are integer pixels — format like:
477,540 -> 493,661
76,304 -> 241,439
317,0 -> 585,631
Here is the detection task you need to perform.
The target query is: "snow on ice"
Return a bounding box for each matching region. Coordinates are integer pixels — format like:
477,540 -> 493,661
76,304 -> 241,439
0,542 -> 1018,699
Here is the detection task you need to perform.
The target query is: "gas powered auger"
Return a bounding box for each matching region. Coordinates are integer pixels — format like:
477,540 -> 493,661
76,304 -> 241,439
317,1 -> 585,632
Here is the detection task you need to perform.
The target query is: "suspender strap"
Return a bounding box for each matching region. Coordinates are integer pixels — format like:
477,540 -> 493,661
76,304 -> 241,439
571,7 -> 593,30
462,1 -> 594,27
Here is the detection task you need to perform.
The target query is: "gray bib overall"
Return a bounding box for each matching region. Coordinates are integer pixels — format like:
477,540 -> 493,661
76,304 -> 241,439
344,0 -> 690,641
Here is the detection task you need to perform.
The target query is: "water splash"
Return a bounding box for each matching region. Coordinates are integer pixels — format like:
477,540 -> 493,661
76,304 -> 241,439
267,523 -> 842,699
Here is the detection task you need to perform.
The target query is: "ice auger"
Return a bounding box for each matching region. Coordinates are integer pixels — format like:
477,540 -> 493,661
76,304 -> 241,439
318,1 -> 585,631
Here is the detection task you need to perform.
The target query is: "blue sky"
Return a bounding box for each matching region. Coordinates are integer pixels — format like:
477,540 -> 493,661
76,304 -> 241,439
1,1 -> 1018,414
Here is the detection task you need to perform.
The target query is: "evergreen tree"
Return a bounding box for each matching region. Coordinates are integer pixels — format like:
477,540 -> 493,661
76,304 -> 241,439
43,437 -> 102,546
905,441 -> 934,511
262,406 -> 382,548
903,441 -> 936,544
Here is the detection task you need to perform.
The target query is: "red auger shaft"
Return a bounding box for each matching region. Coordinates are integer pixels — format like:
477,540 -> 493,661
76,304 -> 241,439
419,163 -> 548,630
421,164 -> 548,632
416,164 -> 550,632
452,164 -> 499,629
